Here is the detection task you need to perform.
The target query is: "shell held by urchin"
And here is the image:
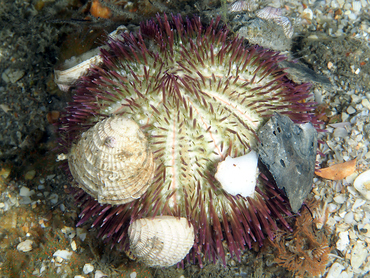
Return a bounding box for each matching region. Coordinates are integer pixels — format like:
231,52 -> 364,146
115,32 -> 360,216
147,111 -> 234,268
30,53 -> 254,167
57,13 -> 322,267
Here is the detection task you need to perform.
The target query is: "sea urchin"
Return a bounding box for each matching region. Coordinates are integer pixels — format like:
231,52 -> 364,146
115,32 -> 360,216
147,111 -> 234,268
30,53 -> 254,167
58,14 -> 321,267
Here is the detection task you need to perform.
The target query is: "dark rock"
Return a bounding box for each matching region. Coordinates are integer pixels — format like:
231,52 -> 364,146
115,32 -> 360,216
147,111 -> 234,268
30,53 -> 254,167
257,113 -> 317,213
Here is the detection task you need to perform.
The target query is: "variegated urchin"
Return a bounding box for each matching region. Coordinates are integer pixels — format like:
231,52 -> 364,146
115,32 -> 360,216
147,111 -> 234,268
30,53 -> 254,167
58,14 -> 321,266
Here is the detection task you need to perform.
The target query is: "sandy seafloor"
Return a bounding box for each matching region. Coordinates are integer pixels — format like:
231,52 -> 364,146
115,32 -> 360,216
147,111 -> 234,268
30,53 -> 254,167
1,0 -> 370,277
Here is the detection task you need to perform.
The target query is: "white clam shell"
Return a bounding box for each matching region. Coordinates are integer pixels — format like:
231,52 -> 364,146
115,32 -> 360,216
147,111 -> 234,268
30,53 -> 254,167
353,169 -> 370,200
54,49 -> 103,92
68,116 -> 155,205
54,26 -> 127,92
128,216 -> 195,267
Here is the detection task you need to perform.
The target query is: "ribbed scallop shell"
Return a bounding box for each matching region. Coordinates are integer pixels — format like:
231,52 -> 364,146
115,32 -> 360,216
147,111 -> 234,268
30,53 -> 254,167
255,6 -> 282,20
128,216 -> 195,267
228,0 -> 258,12
274,16 -> 294,38
68,116 -> 155,205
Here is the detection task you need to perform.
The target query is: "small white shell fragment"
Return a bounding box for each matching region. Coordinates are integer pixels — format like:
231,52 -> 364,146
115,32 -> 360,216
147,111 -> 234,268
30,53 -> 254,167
353,170 -> 370,200
68,116 -> 155,205
336,231 -> 350,251
351,241 -> 368,269
328,203 -> 338,213
326,262 -> 345,278
333,127 -> 348,138
95,270 -> 108,278
215,151 -> 258,198
19,186 -> 35,197
344,211 -> 354,224
333,194 -> 346,204
352,198 -> 366,210
83,263 -> 94,274
53,250 -> 73,260
352,1 -> 362,12
128,216 -> 195,267
54,49 -> 102,92
17,239 -> 33,252
301,8 -> 313,20
71,240 -> 77,251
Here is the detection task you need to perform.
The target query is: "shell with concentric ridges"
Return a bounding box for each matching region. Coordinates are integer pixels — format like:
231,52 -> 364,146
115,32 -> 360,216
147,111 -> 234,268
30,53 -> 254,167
128,216 -> 195,267
68,116 -> 155,205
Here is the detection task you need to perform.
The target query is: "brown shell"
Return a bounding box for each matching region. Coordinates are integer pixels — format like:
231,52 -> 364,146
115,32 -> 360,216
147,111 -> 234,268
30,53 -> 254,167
128,216 -> 195,267
68,116 -> 155,205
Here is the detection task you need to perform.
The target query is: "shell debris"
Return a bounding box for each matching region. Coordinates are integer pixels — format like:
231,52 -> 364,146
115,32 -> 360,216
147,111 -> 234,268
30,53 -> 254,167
128,216 -> 195,267
228,0 -> 258,12
353,169 -> 370,200
68,116 -> 155,205
255,6 -> 294,38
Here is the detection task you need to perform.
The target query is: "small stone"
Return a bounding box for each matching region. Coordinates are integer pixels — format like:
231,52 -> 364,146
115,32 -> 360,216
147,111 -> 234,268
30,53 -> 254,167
83,263 -> 94,274
1,68 -> 25,83
61,226 -> 76,239
362,99 -> 370,110
77,228 -> 87,241
353,199 -> 366,210
346,106 -> 356,114
341,112 -> 349,122
334,194 -> 346,204
327,262 -> 345,278
351,241 -> 368,269
344,211 -> 354,224
71,240 -> 77,251
19,186 -> 35,197
55,256 -> 63,263
336,231 -> 349,251
49,193 -> 59,204
53,250 -> 73,260
24,170 -> 36,180
17,239 -> 33,252
95,270 -> 107,278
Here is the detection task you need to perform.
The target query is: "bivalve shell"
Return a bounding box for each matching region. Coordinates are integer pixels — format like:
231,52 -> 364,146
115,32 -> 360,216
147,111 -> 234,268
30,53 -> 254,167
68,116 -> 155,205
256,6 -> 283,20
353,169 -> 370,200
128,216 -> 195,267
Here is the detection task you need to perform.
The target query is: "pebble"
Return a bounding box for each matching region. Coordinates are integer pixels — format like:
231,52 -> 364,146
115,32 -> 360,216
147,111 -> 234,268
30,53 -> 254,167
1,68 -> 25,84
336,231 -> 350,251
77,228 -> 87,241
61,226 -> 76,239
344,211 -> 354,224
95,270 -> 107,278
17,239 -> 33,252
334,194 -> 347,204
327,262 -> 345,278
352,198 -> 366,210
351,241 -> 368,270
362,99 -> 370,110
24,170 -> 36,180
53,250 -> 73,260
71,240 -> 77,251
19,186 -> 35,197
83,263 -> 94,274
